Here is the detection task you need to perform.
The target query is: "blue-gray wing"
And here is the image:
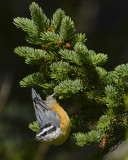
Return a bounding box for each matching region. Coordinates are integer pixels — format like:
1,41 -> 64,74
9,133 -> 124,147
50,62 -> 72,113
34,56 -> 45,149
32,88 -> 60,128
40,110 -> 60,128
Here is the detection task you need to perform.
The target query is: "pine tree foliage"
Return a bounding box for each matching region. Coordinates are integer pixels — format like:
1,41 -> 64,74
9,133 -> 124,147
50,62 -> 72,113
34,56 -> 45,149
59,16 -> 75,41
14,46 -> 56,65
14,2 -> 128,152
54,79 -> 83,99
29,2 -> 50,32
41,31 -> 62,44
59,49 -> 82,65
13,17 -> 38,36
20,72 -> 45,87
50,61 -> 71,80
51,9 -> 65,33
29,121 -> 40,132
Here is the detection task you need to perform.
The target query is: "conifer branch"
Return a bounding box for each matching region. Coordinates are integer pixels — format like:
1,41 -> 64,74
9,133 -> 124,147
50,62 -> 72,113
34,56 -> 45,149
20,72 -> 45,87
51,9 -> 65,33
54,79 -> 83,99
59,16 -> 75,41
59,49 -> 82,65
29,2 -> 50,32
13,2 -> 128,152
29,121 -> 40,132
13,17 -> 38,36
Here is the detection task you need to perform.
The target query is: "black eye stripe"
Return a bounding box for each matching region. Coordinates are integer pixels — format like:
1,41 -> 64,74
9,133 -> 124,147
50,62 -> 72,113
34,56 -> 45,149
40,126 -> 56,137
47,126 -> 56,134
36,123 -> 56,136
40,131 -> 47,137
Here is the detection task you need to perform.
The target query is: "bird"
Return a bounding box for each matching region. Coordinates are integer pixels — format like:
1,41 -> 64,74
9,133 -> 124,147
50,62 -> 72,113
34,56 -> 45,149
32,88 -> 70,145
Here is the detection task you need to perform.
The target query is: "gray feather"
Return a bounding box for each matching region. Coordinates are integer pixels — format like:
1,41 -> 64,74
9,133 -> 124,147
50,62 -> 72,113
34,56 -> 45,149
32,88 -> 41,99
32,88 -> 60,129
42,110 -> 60,128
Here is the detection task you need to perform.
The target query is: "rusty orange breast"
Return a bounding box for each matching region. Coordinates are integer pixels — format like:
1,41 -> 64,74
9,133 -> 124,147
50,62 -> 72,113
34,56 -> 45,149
49,102 -> 70,135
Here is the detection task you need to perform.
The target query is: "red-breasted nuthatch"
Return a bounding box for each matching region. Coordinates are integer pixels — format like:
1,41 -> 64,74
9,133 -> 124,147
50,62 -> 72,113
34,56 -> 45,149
32,88 -> 70,145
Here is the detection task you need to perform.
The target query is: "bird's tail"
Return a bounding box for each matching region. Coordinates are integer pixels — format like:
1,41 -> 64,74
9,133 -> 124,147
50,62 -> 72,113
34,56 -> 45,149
32,88 -> 41,100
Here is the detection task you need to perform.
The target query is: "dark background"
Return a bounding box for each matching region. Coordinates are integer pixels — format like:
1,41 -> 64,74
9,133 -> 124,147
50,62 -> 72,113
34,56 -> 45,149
0,0 -> 128,160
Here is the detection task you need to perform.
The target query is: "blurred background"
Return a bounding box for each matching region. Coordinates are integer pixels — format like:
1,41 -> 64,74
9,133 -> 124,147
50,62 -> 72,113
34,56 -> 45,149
0,0 -> 128,159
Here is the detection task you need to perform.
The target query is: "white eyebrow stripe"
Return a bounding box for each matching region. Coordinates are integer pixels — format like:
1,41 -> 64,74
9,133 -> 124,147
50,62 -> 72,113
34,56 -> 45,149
37,125 -> 54,137
43,128 -> 62,140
